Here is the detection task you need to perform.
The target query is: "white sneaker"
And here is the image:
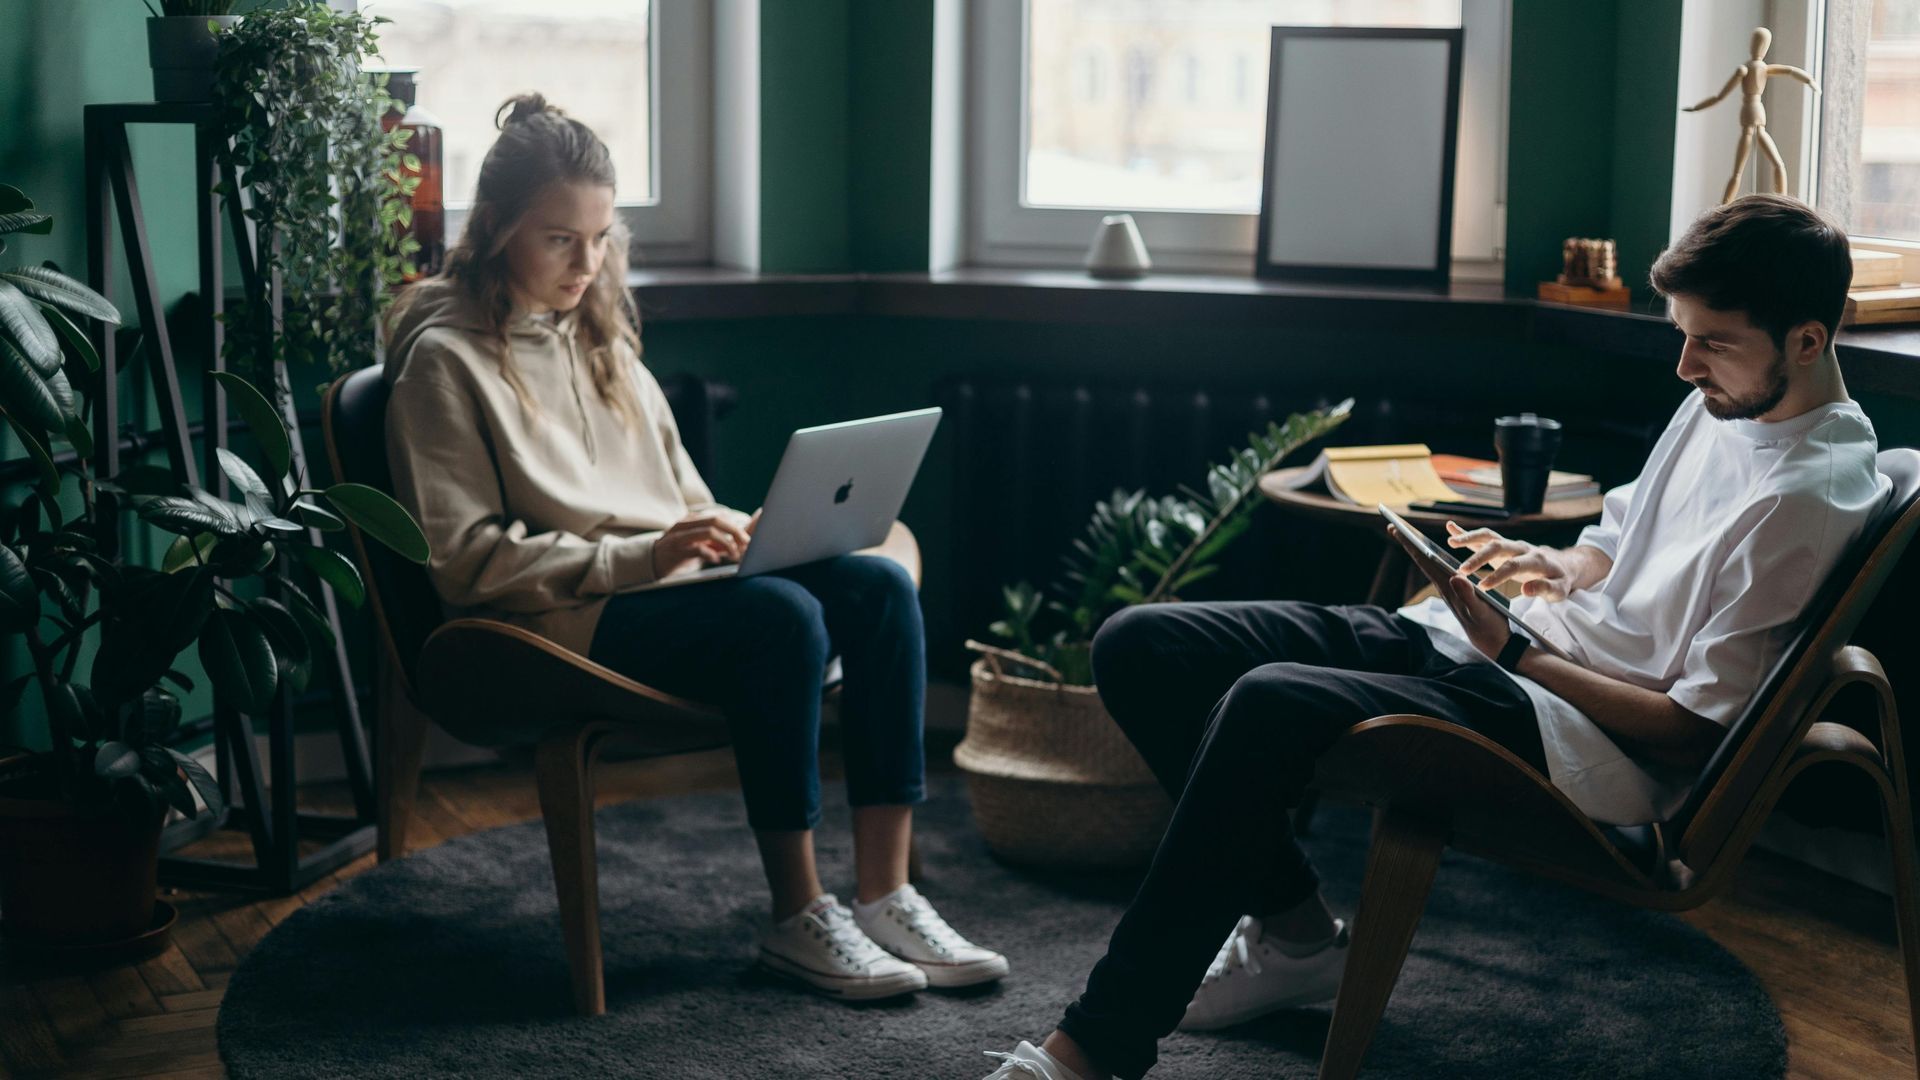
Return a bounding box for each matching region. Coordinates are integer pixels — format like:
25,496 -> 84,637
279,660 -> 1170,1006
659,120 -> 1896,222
980,1040 -> 1085,1080
1177,915 -> 1349,1031
854,884 -> 1011,988
758,894 -> 929,1000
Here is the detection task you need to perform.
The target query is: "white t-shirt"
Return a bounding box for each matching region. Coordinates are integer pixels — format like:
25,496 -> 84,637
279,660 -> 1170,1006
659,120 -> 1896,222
1401,390 -> 1887,824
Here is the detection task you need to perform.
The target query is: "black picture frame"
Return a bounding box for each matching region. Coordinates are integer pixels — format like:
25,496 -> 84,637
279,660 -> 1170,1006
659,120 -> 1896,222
1254,26 -> 1464,288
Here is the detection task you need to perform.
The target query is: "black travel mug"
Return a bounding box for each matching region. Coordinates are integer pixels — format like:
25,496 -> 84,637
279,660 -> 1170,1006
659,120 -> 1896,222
1494,414 -> 1563,514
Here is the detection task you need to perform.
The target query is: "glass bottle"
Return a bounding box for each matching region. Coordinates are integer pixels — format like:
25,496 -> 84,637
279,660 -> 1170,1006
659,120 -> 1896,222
379,69 -> 446,282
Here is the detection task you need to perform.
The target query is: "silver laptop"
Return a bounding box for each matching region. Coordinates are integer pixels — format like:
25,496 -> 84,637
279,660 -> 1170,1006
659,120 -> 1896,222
631,407 -> 942,590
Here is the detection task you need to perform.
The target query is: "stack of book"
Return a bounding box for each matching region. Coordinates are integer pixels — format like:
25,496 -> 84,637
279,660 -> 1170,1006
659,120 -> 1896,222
1844,248 -> 1920,326
1430,454 -> 1600,503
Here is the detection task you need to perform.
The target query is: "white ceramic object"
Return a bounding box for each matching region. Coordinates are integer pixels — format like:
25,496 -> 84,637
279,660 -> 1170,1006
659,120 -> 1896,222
1083,213 -> 1152,280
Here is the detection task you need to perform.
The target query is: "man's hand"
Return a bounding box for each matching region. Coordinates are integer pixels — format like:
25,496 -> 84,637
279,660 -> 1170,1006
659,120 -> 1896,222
1446,522 -> 1581,601
652,511 -> 753,578
1388,524 -> 1512,661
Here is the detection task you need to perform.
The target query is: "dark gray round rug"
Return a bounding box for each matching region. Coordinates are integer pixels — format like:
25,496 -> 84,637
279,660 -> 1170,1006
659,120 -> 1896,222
218,775 -> 1785,1079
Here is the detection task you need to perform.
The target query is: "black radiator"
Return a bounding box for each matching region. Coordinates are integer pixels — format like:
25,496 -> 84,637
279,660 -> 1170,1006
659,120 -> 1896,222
932,375 -> 1662,666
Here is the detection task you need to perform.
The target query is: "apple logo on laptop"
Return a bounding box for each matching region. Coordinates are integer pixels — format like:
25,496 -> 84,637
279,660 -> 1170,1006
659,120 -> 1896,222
835,478 -> 854,504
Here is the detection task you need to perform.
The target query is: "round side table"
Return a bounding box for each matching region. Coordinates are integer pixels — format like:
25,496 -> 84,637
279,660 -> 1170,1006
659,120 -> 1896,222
1257,467 -> 1606,606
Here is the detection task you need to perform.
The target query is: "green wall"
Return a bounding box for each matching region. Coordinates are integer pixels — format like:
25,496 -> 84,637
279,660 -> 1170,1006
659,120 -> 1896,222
0,0 -> 1717,743
758,0 -> 934,273
1505,0 -> 1682,304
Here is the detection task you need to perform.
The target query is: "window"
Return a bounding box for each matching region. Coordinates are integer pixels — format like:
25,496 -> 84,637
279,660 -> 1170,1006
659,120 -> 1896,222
363,0 -> 711,265
1817,0 -> 1920,245
971,0 -> 1510,278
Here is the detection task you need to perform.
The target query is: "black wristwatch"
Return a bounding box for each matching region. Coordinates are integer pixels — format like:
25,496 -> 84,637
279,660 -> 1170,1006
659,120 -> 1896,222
1496,634 -> 1531,673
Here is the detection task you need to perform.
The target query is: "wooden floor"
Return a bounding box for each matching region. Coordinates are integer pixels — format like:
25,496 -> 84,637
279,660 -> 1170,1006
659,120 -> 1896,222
2,746 -> 1914,1079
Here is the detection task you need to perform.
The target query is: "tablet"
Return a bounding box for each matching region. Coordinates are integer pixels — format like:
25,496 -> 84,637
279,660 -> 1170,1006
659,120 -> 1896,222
1376,503 -> 1577,663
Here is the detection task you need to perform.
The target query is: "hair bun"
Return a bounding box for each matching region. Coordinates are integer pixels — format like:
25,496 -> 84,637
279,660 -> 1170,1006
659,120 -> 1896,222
496,93 -> 561,131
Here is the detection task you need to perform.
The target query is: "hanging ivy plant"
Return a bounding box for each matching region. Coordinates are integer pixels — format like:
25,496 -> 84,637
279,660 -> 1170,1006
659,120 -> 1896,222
209,1 -> 415,385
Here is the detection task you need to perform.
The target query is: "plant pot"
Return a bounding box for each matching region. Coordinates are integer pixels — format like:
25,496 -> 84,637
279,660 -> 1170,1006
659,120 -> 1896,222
953,653 -> 1173,869
0,793 -> 164,948
147,15 -> 240,102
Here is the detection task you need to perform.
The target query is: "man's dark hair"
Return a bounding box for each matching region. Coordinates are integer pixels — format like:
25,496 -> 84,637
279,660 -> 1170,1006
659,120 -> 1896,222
1649,194 -> 1852,345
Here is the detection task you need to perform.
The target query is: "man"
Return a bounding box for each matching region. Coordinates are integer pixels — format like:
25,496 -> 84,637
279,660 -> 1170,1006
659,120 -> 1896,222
979,194 -> 1889,1080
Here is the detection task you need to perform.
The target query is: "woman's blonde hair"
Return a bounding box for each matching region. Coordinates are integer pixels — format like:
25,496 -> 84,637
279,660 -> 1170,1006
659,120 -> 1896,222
391,93 -> 643,424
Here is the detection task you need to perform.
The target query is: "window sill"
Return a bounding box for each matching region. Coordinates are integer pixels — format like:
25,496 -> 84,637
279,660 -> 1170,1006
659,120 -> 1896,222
626,267 -> 1920,393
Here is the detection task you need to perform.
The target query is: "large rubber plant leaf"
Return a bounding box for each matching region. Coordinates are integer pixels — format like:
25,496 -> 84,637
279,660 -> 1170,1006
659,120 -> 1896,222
0,267 -> 118,323
136,495 -> 242,537
0,280 -> 60,373
90,568 -> 214,704
38,302 -> 100,373
210,371 -> 291,485
198,607 -> 278,714
0,335 -> 65,431
0,544 -> 37,633
296,544 -> 365,607
2,408 -> 61,498
0,210 -> 53,236
324,482 -> 428,564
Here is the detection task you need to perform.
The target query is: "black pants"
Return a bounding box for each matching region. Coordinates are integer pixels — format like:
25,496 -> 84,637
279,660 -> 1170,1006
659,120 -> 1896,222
1056,601 -> 1547,1080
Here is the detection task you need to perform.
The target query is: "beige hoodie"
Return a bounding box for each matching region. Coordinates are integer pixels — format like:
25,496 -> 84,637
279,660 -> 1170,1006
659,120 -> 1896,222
383,278 -> 726,655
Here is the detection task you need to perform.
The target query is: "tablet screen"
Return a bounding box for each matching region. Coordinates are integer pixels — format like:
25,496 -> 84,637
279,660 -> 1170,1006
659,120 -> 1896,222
1376,503 -> 1574,661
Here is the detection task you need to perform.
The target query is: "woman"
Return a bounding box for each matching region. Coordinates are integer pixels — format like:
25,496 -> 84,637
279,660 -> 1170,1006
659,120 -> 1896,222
384,94 -> 1006,1001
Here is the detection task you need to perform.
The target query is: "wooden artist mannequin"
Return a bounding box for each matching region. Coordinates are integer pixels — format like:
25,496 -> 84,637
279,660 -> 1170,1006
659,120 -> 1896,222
1683,26 -> 1821,204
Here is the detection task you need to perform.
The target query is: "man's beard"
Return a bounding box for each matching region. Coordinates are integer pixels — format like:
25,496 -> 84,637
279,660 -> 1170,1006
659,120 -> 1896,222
1695,347 -> 1790,421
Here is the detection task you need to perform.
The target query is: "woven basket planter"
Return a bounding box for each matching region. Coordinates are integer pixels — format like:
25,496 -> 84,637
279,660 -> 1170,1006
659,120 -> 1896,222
953,644 -> 1173,869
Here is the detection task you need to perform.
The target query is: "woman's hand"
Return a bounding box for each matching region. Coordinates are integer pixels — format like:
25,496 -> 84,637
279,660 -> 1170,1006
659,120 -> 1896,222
652,511 -> 753,578
1445,521 -> 1579,601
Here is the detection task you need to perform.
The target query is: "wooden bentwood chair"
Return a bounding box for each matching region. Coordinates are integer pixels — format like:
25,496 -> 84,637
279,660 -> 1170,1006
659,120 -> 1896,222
321,366 -> 922,1017
1306,448 -> 1920,1079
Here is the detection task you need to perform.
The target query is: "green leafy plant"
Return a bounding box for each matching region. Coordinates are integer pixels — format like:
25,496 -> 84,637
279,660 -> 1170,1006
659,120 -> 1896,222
140,1 -> 238,15
0,184 -> 430,830
209,1 -> 414,386
987,399 -> 1353,685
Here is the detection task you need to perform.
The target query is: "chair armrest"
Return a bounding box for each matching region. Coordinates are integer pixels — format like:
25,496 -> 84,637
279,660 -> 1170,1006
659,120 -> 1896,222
858,520 -> 922,589
1315,714 -> 1658,891
415,618 -> 729,753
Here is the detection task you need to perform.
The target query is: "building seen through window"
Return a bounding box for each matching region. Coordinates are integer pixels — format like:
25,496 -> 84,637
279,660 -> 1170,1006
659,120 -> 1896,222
363,0 -> 654,210
1845,0 -> 1919,240
1026,0 -> 1462,213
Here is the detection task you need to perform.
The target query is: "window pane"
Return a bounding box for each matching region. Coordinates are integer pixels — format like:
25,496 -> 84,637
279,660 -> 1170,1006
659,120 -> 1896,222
365,0 -> 653,208
1026,0 -> 1462,212
1852,0 -> 1920,240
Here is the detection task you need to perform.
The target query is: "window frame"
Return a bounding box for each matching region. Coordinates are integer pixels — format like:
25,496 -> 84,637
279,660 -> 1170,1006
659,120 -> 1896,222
1811,0 -> 1919,252
965,0 -> 1511,280
418,0 -> 713,267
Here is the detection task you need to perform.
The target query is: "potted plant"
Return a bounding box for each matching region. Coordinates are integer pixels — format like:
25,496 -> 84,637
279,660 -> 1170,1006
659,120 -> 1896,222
211,1 -> 416,386
0,184 -> 430,952
957,399 -> 1352,868
142,0 -> 241,103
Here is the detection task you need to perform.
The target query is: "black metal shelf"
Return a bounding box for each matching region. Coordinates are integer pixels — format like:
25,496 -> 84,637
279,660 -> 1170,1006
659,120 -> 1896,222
85,102 -> 376,895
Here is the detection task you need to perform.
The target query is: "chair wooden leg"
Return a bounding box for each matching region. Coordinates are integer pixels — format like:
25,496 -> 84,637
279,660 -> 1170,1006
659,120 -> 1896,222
375,659 -> 431,863
1863,673 -> 1920,1079
1879,783 -> 1920,1080
536,727 -> 606,1017
1319,808 -> 1448,1080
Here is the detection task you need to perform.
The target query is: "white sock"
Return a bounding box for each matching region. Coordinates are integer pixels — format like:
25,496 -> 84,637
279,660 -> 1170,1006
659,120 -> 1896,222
1029,1041 -> 1087,1080
852,884 -> 910,922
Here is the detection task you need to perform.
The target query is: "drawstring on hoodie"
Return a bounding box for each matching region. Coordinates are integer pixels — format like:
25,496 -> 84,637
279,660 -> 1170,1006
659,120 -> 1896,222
561,329 -> 598,464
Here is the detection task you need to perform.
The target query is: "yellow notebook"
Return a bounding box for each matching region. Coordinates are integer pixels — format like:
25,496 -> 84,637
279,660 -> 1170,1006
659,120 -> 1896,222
1289,444 -> 1459,507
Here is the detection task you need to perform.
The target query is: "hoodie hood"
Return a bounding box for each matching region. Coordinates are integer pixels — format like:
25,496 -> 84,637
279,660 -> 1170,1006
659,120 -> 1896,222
384,277 -> 579,380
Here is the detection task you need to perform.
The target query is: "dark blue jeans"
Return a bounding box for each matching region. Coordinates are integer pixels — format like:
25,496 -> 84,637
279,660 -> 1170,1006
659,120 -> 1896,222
587,554 -> 927,832
1058,601 -> 1546,1080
